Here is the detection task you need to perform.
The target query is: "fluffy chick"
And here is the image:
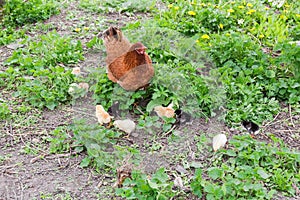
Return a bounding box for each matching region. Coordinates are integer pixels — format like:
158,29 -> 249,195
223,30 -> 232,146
154,103 -> 175,118
95,105 -> 113,125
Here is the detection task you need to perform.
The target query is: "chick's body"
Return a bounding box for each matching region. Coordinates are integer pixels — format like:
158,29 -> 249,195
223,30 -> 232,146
154,106 -> 175,118
102,27 -> 154,91
154,104 -> 175,118
95,105 -> 113,125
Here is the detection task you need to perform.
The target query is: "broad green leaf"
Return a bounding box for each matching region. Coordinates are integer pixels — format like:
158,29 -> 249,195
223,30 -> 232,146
224,149 -> 237,157
147,180 -> 159,189
208,167 -> 224,180
190,161 -> 203,168
257,168 -> 270,179
80,157 -> 91,168
204,183 -> 215,193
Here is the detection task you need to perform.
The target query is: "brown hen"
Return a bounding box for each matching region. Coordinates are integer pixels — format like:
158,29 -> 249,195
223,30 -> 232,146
101,26 -> 154,91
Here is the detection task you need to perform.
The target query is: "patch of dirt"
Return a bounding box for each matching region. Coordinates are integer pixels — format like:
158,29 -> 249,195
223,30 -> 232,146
82,51 -> 103,68
0,46 -> 13,65
1,102 -> 299,199
260,105 -> 300,150
42,106 -> 73,128
1,1 -> 299,200
0,105 -> 103,199
0,153 -> 102,199
0,2 -> 157,198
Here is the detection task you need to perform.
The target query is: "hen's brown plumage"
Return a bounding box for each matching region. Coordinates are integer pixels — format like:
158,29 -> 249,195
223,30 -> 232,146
103,27 -> 131,66
101,27 -> 154,91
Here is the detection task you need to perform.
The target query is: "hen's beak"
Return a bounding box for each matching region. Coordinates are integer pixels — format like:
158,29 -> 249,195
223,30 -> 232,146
135,47 -> 147,55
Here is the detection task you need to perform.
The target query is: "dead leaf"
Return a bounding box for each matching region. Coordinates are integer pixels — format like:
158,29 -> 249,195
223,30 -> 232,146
113,164 -> 132,188
7,42 -> 24,50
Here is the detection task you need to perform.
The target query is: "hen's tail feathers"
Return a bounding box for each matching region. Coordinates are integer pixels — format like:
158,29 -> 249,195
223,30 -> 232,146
102,26 -> 131,65
104,27 -> 120,42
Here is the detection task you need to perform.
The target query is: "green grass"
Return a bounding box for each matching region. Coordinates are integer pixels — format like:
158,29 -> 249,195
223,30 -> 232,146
0,0 -> 59,45
191,135 -> 299,199
2,31 -> 83,109
2,0 -> 59,26
79,0 -> 156,13
0,0 -> 299,199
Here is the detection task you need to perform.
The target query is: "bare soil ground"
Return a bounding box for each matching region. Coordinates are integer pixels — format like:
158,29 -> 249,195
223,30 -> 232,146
1,101 -> 298,199
0,2 -> 299,200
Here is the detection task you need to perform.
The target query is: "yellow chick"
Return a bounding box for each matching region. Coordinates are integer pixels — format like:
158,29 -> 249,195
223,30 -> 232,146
78,82 -> 89,92
154,103 -> 175,118
95,105 -> 113,125
71,67 -> 81,75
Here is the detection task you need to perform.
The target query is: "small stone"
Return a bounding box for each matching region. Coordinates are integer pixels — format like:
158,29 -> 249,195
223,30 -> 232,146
131,132 -> 139,137
212,134 -> 227,151
174,176 -> 184,189
7,43 -> 24,50
32,138 -> 40,143
175,165 -> 188,175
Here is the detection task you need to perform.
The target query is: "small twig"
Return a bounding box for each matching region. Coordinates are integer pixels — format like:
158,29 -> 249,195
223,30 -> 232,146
30,153 -> 47,164
263,112 -> 280,127
70,160 -> 82,169
9,122 -> 13,135
19,179 -> 24,200
67,108 -> 96,118
273,129 -> 299,132
134,106 -> 145,115
3,172 -> 17,179
30,151 -> 79,164
164,125 -> 176,136
288,104 -> 295,127
0,164 -> 19,170
35,165 -> 67,174
46,152 -> 79,160
19,133 -> 48,155
187,142 -> 195,160
119,136 -> 134,144
42,125 -> 67,129
19,134 -> 27,148
248,32 -> 262,46
57,156 -> 62,166
13,131 -> 47,136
